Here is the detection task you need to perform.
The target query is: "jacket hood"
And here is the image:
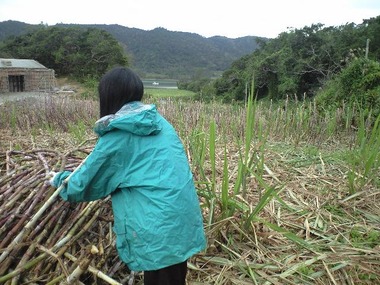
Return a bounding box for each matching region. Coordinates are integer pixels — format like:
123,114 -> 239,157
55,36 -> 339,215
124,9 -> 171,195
94,101 -> 162,136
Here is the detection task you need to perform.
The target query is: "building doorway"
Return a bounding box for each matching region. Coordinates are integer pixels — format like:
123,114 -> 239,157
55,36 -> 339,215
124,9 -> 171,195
8,75 -> 25,92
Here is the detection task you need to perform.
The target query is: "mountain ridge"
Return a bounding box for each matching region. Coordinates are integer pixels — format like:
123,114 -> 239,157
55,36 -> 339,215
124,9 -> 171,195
0,20 -> 266,79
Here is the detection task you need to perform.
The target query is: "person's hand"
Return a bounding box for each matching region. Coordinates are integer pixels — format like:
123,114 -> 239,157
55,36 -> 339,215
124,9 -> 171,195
46,171 -> 58,187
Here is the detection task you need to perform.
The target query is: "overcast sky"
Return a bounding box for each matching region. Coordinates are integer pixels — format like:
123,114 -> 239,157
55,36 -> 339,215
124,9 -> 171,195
0,0 -> 379,38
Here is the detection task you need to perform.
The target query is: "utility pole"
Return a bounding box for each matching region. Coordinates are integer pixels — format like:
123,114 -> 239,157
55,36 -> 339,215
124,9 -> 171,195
365,38 -> 370,59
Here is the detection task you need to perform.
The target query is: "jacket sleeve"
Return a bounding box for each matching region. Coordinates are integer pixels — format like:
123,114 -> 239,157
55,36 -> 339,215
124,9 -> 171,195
56,138 -> 123,202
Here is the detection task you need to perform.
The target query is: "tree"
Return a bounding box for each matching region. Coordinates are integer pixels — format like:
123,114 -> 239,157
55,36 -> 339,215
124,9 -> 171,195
213,17 -> 380,102
0,26 -> 128,79
316,58 -> 380,119
359,16 -> 380,61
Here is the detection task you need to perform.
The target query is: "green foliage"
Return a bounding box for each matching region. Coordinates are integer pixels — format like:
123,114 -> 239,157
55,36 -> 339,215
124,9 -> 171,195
0,21 -> 263,80
144,88 -> 195,99
346,113 -> 380,193
79,76 -> 100,99
0,20 -> 41,41
67,120 -> 88,144
316,58 -> 380,118
108,26 -> 259,79
361,16 -> 380,61
179,78 -> 212,92
213,16 -> 380,103
297,265 -> 315,277
195,82 -> 217,102
349,227 -> 380,248
213,55 -> 252,101
0,26 -> 128,80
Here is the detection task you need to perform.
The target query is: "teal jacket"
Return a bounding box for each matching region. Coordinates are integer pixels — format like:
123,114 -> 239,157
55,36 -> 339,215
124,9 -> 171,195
52,101 -> 206,271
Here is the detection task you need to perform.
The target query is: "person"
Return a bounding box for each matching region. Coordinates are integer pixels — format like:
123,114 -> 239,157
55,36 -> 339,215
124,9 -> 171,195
49,66 -> 207,285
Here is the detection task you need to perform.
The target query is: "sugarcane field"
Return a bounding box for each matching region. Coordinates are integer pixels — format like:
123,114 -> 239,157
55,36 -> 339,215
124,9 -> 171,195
0,88 -> 379,285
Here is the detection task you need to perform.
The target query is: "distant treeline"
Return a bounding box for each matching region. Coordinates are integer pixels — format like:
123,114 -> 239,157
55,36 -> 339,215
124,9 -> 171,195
0,20 -> 262,79
186,16 -> 380,113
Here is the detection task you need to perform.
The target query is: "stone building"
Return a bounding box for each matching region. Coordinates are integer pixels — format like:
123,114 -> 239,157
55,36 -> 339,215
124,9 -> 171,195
0,58 -> 56,93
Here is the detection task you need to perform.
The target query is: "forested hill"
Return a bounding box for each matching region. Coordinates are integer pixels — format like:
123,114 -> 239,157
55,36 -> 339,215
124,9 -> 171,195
0,20 -> 265,79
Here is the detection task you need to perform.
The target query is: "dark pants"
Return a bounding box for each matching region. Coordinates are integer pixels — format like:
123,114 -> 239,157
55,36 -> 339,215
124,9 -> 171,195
144,260 -> 188,285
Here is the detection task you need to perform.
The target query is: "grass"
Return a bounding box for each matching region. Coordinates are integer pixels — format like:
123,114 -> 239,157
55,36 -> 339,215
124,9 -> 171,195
0,90 -> 379,284
144,88 -> 196,99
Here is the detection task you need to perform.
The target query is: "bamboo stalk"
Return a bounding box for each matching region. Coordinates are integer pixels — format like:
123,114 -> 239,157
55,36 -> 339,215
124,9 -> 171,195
0,169 -> 38,211
28,200 -> 65,241
36,151 -> 53,174
0,204 -> 92,284
45,275 -> 65,285
0,166 -> 30,194
56,205 -> 101,257
0,181 -> 46,248
45,203 -> 86,248
10,229 -> 46,285
62,257 -> 91,285
63,253 -> 123,285
14,177 -> 44,216
0,252 -> 48,283
39,203 -> 101,276
0,156 -> 89,264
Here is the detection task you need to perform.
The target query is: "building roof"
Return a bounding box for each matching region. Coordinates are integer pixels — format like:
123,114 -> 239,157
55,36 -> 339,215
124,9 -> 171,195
0,58 -> 47,69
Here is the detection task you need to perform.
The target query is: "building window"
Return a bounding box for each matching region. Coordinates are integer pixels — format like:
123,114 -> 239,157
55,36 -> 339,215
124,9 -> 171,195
8,75 -> 25,92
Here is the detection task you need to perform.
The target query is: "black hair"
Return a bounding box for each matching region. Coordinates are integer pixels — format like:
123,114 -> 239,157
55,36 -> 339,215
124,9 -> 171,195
98,66 -> 144,117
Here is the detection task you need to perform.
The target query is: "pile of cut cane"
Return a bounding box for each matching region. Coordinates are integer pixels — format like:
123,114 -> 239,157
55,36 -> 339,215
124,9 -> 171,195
0,147 -> 137,284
